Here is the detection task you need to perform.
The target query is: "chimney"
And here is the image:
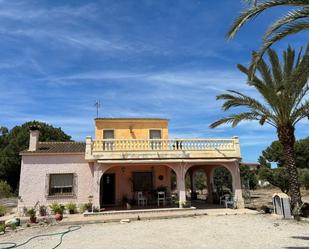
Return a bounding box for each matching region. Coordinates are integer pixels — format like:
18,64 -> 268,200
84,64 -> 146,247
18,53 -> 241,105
29,125 -> 40,151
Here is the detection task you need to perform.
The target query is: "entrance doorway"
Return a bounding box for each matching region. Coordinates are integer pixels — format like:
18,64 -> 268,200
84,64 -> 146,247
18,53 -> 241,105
100,173 -> 115,207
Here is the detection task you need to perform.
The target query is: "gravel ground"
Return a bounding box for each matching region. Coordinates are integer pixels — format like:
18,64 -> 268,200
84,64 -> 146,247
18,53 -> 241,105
0,214 -> 309,249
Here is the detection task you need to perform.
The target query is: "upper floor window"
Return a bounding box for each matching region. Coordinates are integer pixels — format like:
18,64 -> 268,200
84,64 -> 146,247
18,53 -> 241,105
103,130 -> 114,139
149,129 -> 162,149
149,129 -> 161,139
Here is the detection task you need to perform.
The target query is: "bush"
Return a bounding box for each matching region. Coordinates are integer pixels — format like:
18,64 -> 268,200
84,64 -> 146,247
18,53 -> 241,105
0,223 -> 5,233
258,166 -> 289,193
0,181 -> 13,198
49,202 -> 65,214
299,169 -> 309,190
240,166 -> 258,190
26,208 -> 36,218
39,205 -> 47,216
0,205 -> 6,216
80,203 -> 92,213
65,202 -> 77,214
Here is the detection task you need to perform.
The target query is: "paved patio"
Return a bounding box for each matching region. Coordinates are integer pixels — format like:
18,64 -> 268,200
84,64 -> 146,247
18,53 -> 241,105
60,207 -> 258,225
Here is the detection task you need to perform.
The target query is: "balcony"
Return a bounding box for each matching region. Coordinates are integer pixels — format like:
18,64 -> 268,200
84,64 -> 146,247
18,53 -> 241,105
85,137 -> 241,161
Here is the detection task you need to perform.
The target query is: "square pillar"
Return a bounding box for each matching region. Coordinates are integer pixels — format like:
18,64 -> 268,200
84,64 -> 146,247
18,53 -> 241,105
177,174 -> 186,208
232,162 -> 245,209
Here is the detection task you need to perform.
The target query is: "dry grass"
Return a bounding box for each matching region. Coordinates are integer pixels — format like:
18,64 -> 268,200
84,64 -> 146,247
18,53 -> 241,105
246,187 -> 309,210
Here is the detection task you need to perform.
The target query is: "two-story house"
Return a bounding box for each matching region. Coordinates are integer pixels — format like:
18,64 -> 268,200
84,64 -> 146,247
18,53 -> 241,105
18,118 -> 244,210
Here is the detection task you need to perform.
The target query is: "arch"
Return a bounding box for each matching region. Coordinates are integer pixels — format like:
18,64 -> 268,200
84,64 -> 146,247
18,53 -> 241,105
95,163 -> 179,208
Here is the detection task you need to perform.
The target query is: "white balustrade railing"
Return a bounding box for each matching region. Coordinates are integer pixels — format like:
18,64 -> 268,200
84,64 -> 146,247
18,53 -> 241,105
92,139 -> 236,152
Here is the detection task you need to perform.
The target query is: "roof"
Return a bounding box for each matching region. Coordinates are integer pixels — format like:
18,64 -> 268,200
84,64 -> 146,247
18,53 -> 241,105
21,142 -> 85,154
95,118 -> 168,121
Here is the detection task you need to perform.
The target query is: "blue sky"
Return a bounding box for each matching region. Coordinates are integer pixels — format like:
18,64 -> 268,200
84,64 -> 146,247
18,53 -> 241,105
0,0 -> 308,162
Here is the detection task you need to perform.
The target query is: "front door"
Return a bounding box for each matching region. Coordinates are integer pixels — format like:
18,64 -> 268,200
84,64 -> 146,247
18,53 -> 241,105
100,174 -> 115,206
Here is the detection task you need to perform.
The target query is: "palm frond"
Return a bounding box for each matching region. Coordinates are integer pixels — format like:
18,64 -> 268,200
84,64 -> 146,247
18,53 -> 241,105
217,89 -> 275,120
292,100 -> 309,124
227,0 -> 309,39
267,48 -> 283,83
250,21 -> 309,71
209,112 -> 261,128
263,7 -> 309,40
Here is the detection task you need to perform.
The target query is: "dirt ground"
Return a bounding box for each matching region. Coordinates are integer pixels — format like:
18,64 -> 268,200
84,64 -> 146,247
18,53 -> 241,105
245,187 -> 309,210
0,214 -> 308,249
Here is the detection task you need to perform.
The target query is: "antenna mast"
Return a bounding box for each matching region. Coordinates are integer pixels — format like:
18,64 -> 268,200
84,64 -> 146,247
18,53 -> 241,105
95,100 -> 101,118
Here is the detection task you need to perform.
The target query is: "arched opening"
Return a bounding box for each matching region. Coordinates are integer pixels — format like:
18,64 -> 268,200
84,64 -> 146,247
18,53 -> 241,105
184,168 -> 208,206
212,166 -> 233,204
99,164 -> 178,209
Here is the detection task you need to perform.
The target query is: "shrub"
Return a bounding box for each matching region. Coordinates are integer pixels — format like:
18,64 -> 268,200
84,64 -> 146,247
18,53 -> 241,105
26,208 -> 36,218
39,205 -> 47,216
80,203 -> 92,213
0,205 -> 6,217
65,202 -> 77,214
0,181 -> 13,198
258,167 -> 289,193
49,202 -> 65,214
10,223 -> 16,230
0,223 -> 5,233
299,169 -> 309,190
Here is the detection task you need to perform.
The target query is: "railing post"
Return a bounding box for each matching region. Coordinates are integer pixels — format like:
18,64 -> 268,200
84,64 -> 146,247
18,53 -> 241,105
232,136 -> 241,157
85,136 -> 93,159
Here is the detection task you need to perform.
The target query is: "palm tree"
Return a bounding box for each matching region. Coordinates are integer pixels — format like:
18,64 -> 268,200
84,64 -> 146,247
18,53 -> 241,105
228,1 -> 309,69
210,46 -> 309,210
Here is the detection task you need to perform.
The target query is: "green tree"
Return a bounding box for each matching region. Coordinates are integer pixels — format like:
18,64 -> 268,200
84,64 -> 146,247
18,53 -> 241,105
260,137 -> 309,169
259,166 -> 290,193
228,0 -> 309,68
195,171 -> 207,192
0,121 -> 71,190
299,168 -> 309,189
213,167 -> 233,197
240,165 -> 258,189
210,46 -> 308,209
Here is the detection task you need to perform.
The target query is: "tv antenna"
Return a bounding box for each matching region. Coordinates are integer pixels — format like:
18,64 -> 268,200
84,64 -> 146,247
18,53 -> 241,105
94,100 -> 101,118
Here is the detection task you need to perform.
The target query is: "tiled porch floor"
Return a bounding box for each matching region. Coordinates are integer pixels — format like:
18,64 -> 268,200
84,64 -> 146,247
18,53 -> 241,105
59,203 -> 258,226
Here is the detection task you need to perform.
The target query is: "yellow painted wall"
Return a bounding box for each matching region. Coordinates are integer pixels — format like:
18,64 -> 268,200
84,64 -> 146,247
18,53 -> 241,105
95,119 -> 169,140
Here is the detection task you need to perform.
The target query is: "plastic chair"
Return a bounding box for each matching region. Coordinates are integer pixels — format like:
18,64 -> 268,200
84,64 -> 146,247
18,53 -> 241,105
157,191 -> 166,207
137,192 -> 147,207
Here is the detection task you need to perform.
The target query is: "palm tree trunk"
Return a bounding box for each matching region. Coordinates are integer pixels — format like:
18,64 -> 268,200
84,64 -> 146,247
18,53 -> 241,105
277,125 -> 302,209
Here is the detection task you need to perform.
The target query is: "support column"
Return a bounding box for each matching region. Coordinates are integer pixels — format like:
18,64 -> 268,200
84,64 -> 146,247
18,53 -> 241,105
189,170 -> 197,200
231,162 -> 245,209
206,169 -> 213,204
177,174 -> 186,208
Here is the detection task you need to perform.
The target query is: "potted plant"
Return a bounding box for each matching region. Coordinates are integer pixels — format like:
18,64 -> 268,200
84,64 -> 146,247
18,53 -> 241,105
121,195 -> 131,210
50,202 -> 65,221
39,205 -> 47,216
65,202 -> 77,214
27,208 -> 36,223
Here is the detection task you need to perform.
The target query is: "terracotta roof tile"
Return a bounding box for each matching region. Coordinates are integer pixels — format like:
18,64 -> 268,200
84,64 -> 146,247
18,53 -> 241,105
21,142 -> 85,154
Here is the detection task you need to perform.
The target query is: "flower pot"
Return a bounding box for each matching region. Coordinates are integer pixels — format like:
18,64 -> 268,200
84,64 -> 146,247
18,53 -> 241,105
30,216 -> 36,223
55,213 -> 63,221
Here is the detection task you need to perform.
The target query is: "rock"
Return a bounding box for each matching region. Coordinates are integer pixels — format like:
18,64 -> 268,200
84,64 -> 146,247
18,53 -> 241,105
5,218 -> 20,227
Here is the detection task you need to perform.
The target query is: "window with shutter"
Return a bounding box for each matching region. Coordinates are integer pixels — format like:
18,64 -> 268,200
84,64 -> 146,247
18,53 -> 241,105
48,174 -> 74,196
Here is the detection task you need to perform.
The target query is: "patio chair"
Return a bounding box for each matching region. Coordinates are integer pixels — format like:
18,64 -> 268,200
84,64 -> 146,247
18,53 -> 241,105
220,194 -> 236,208
157,191 -> 166,207
137,192 -> 147,207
